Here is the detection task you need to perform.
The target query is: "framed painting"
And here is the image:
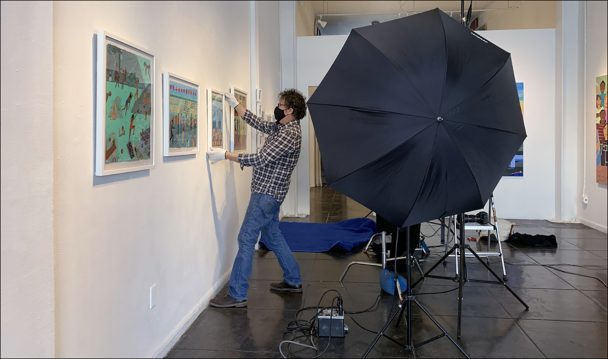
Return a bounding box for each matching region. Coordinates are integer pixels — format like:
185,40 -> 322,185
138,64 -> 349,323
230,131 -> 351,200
163,73 -> 199,156
207,89 -> 226,150
595,74 -> 607,184
230,87 -> 249,153
95,31 -> 154,176
504,82 -> 524,177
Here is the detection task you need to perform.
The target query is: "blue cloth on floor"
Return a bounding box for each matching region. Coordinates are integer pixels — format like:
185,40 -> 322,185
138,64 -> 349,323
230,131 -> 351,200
261,218 -> 376,252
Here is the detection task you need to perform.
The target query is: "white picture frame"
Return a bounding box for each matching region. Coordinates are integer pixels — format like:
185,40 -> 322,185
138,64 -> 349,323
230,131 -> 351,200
162,72 -> 199,156
95,31 -> 155,176
207,88 -> 226,150
229,87 -> 249,153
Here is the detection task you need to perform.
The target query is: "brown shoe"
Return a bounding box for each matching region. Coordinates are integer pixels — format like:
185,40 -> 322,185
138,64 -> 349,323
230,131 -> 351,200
209,294 -> 247,308
270,281 -> 303,293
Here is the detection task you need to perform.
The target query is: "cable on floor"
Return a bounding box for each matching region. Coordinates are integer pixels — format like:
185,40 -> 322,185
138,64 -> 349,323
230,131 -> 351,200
504,261 -> 608,288
279,289 -> 341,359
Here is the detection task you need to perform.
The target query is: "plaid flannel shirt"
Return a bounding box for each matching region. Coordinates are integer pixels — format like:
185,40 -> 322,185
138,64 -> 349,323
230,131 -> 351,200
238,110 -> 301,203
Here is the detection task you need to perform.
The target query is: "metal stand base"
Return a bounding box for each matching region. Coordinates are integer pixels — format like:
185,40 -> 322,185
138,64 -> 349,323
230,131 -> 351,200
362,228 -> 470,359
407,213 -> 529,339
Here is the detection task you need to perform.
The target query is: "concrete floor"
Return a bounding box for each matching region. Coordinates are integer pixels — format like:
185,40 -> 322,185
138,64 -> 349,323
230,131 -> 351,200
167,187 -> 607,358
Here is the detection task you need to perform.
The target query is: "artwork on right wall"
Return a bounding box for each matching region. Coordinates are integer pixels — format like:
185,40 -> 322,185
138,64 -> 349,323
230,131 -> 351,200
596,74 -> 607,184
504,82 -> 524,176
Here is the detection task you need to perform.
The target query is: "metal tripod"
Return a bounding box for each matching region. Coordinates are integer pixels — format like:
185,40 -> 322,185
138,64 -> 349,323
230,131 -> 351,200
362,227 -> 470,358
402,213 -> 530,339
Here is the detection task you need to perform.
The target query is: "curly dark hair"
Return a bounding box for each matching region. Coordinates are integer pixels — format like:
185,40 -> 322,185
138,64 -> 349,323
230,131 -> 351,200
279,89 -> 307,120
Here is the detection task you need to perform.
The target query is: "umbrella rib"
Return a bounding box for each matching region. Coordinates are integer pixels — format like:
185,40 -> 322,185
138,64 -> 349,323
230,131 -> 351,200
329,121 -> 436,184
304,102 -> 436,120
401,124 -> 442,225
441,125 -> 484,206
446,118 -> 525,135
352,29 -> 437,115
443,55 -> 510,116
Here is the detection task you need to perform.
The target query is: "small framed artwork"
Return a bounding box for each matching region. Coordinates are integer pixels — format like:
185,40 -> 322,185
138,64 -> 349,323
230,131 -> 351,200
230,87 -> 249,153
163,73 -> 199,156
207,89 -> 225,150
95,31 -> 154,176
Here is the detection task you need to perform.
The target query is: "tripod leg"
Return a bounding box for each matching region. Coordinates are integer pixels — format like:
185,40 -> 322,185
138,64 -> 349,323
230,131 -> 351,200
457,213 -> 466,339
405,227 -> 413,349
399,244 -> 458,328
362,300 -> 404,358
411,245 -> 457,289
413,299 -> 470,359
467,247 -> 529,310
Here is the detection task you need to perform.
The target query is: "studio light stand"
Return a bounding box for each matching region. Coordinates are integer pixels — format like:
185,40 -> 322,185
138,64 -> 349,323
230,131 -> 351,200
362,227 -> 470,359
405,211 -> 529,339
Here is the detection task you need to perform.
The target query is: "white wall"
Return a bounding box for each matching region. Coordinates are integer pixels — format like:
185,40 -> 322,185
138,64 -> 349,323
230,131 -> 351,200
1,2 -> 56,357
479,1 -> 556,30
485,29 -> 557,220
280,1 -> 310,217
579,1 -> 608,232
297,29 -> 557,220
51,1 -> 270,357
258,1 -> 281,120
296,0 -> 316,36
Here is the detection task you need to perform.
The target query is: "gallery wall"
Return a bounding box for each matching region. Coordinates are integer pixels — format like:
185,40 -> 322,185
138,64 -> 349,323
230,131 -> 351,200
50,1 -> 278,357
579,0 -> 608,231
1,2 -> 55,357
297,28 -> 557,220
479,1 -> 556,30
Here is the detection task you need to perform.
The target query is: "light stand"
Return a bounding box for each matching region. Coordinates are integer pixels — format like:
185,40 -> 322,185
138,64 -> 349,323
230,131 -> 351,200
362,227 -> 470,358
407,210 -> 529,339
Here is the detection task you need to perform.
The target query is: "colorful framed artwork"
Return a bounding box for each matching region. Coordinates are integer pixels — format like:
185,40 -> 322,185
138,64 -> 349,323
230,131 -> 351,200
163,73 -> 199,156
595,74 -> 607,184
504,82 -> 524,177
230,87 -> 249,153
95,31 -> 154,176
207,89 -> 225,150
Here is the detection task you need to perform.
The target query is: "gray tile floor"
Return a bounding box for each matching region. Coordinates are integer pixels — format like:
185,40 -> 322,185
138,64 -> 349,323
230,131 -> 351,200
168,187 -> 607,358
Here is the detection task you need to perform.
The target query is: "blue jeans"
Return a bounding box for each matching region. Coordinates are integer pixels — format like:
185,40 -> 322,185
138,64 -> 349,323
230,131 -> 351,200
228,193 -> 302,300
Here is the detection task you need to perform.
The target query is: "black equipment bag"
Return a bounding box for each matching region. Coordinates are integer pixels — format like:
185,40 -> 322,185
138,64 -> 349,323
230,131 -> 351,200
505,232 -> 558,248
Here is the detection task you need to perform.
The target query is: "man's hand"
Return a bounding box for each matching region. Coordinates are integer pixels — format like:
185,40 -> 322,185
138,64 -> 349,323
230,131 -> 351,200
207,147 -> 227,164
224,92 -> 239,109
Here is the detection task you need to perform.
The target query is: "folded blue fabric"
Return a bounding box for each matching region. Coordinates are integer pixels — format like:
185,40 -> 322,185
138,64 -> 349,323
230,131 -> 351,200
261,217 -> 376,252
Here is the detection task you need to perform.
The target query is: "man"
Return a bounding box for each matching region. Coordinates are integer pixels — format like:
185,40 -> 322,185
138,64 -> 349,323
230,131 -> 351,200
206,89 -> 307,308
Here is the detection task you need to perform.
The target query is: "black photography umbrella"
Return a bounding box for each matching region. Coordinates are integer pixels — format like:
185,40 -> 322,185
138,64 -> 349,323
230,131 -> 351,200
308,8 -> 526,228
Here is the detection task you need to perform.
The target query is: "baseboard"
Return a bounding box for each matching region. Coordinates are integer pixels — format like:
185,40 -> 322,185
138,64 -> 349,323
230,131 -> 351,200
151,270 -> 231,358
578,218 -> 608,233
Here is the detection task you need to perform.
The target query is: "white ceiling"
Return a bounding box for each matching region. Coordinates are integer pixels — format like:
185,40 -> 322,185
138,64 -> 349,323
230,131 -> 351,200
309,1 -> 521,16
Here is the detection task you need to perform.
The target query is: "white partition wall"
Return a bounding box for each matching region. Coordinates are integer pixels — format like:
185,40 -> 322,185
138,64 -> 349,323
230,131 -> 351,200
1,2 -> 55,357
297,29 -> 558,220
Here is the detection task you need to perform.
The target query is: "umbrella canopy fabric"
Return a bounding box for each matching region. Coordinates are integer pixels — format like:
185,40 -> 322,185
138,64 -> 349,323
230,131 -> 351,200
307,8 -> 526,228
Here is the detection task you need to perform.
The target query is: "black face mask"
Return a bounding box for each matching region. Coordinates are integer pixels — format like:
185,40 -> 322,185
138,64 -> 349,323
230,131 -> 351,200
274,106 -> 286,124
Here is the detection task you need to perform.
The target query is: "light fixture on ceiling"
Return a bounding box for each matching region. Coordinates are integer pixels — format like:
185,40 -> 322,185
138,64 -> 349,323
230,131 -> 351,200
317,1 -> 328,29
317,16 -> 328,28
